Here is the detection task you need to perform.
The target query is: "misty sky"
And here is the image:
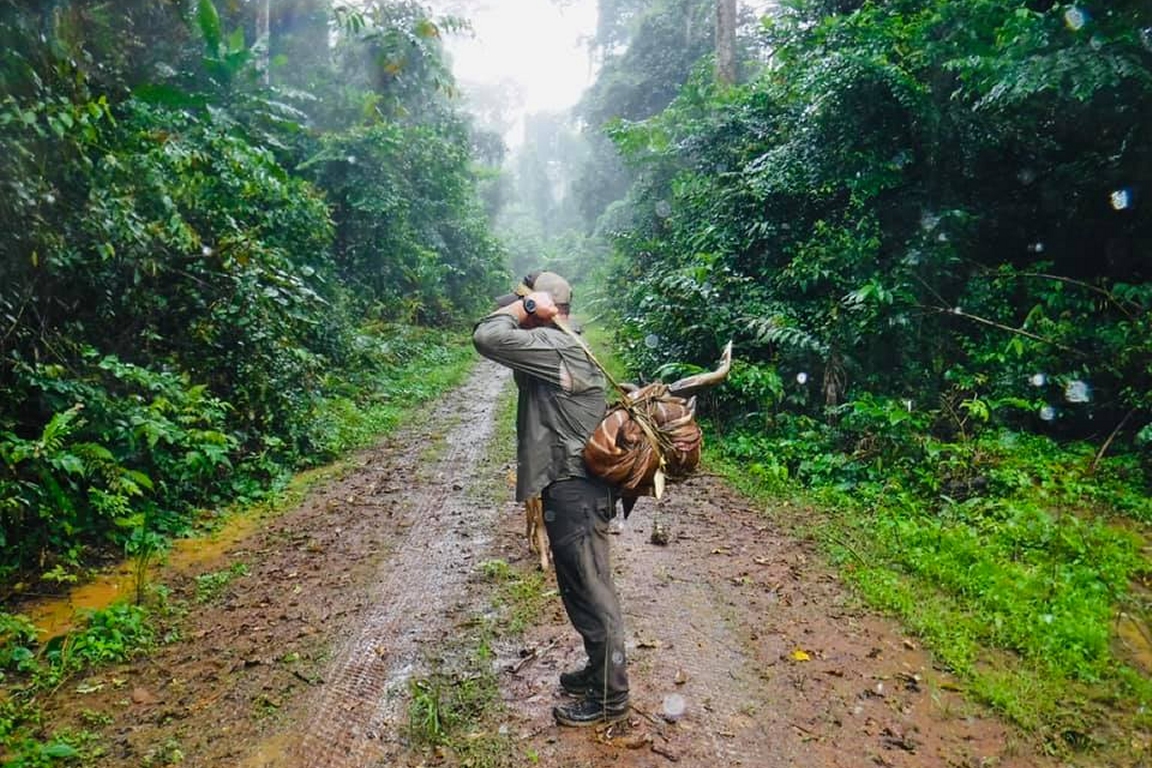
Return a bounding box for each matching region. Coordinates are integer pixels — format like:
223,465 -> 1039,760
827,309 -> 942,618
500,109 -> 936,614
435,0 -> 599,143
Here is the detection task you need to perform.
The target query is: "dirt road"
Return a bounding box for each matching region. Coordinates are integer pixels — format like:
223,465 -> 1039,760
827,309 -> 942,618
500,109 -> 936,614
39,361 -> 1059,767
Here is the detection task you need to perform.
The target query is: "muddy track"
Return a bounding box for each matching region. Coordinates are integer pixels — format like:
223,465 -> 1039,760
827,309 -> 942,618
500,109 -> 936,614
35,361 -> 1064,767
491,486 -> 1063,768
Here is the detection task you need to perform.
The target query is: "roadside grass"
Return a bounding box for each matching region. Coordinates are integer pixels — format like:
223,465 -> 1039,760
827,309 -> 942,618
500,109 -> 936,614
707,435 -> 1152,760
0,328 -> 479,767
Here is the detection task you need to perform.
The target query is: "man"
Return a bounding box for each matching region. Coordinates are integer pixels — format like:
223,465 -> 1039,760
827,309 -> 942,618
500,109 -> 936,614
473,271 -> 630,726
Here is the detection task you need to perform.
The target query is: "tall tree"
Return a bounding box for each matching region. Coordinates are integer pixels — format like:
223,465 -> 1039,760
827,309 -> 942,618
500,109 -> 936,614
715,0 -> 737,84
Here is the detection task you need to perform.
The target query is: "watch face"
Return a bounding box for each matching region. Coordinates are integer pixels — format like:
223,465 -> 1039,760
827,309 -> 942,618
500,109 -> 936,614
523,297 -> 537,314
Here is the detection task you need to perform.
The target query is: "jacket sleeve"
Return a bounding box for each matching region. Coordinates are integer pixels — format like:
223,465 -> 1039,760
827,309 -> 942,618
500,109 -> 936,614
473,314 -> 566,388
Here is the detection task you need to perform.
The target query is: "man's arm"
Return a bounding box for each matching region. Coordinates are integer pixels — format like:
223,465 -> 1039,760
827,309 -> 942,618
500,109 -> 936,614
473,294 -> 567,388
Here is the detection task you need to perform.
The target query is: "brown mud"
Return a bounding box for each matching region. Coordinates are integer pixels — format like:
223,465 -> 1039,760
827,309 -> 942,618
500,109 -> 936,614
31,361 -> 1063,767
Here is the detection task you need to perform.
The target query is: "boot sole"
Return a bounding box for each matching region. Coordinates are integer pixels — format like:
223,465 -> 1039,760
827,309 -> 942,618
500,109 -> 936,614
553,705 -> 630,727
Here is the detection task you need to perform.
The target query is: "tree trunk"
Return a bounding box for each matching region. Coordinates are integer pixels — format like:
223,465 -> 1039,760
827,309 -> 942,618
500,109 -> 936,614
715,0 -> 737,84
259,0 -> 271,85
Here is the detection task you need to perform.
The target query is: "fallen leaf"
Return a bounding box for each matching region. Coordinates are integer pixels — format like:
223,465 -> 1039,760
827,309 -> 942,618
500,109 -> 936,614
131,686 -> 159,705
753,556 -> 771,565
790,649 -> 811,662
75,681 -> 104,694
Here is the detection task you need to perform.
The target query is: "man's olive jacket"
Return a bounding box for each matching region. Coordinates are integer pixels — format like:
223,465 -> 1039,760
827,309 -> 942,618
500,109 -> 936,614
473,314 -> 606,502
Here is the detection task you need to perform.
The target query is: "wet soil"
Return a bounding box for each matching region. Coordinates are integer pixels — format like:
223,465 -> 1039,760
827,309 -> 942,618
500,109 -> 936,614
34,361 -> 1064,767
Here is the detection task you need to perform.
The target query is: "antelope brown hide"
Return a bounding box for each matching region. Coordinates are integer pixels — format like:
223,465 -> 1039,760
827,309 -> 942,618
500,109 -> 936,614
583,342 -> 732,502
583,384 -> 701,498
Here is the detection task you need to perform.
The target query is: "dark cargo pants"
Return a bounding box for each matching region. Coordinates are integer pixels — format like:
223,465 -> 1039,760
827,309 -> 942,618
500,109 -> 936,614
542,477 -> 629,703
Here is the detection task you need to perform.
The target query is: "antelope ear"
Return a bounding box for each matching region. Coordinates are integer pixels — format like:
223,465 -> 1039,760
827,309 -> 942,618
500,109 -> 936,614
685,396 -> 697,416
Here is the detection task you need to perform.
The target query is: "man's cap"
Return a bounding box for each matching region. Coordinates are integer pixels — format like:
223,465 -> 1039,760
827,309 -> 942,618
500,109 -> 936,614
494,270 -> 572,307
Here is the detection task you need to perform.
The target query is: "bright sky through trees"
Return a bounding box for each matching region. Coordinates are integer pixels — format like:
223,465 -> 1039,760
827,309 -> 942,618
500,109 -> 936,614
436,0 -> 599,144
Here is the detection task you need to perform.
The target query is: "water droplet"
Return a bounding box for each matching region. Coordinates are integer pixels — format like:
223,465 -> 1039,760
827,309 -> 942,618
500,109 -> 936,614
1064,7 -> 1088,31
1029,373 -> 1047,387
1110,188 -> 1133,210
654,200 -> 672,218
1027,242 -> 1045,253
611,650 -> 625,666
1064,379 -> 1091,403
1039,405 -> 1057,422
662,693 -> 686,721
644,333 -> 660,349
796,372 -> 809,385
201,245 -> 214,257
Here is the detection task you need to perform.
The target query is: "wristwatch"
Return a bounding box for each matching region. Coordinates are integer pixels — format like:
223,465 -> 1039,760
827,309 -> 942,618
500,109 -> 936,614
522,296 -> 537,314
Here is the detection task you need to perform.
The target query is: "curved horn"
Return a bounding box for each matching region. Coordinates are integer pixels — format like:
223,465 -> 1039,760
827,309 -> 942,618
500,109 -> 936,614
667,341 -> 733,398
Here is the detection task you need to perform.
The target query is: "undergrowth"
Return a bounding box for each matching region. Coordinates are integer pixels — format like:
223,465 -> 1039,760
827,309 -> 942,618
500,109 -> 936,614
710,423 -> 1152,758
0,327 -> 477,766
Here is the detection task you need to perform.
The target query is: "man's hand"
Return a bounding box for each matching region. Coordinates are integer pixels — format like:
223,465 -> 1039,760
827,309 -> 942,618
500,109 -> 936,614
521,291 -> 560,328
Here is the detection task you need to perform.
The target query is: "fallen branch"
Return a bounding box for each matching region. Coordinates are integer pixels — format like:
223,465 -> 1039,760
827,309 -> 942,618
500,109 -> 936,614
1091,408 -> 1137,473
509,639 -> 558,674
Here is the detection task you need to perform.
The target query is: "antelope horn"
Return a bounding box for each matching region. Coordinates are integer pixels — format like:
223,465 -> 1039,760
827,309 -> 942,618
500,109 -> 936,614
666,341 -> 733,398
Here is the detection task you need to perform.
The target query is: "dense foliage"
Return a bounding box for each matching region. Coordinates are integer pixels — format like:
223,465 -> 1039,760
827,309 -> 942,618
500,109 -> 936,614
0,0 -> 506,583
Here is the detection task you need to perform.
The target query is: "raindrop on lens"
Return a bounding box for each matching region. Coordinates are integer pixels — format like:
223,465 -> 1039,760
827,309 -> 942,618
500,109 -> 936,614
662,693 -> 686,721
1040,405 -> 1057,422
1089,35 -> 1104,51
655,200 -> 672,218
796,372 -> 809,385
1064,379 -> 1091,403
1063,7 -> 1088,31
1110,188 -> 1133,210
1029,373 -> 1047,387
644,333 -> 660,349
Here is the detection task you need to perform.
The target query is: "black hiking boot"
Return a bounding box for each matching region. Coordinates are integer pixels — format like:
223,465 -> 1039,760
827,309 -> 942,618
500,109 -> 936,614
559,667 -> 593,697
552,696 -> 630,727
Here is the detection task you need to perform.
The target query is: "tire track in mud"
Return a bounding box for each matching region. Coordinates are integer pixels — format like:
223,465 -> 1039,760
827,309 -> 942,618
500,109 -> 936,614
271,361 -> 510,768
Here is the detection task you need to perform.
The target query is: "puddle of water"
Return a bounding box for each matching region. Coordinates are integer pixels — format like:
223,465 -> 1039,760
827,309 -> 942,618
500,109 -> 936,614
237,732 -> 291,768
24,512 -> 264,640
1116,611 -> 1152,675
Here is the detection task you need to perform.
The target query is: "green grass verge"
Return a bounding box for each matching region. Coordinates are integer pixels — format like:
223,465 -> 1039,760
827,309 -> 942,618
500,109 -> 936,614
707,437 -> 1152,758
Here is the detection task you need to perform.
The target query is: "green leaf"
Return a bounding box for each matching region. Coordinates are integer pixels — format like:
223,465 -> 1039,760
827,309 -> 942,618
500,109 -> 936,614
197,0 -> 222,56
227,27 -> 245,53
40,742 -> 80,758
